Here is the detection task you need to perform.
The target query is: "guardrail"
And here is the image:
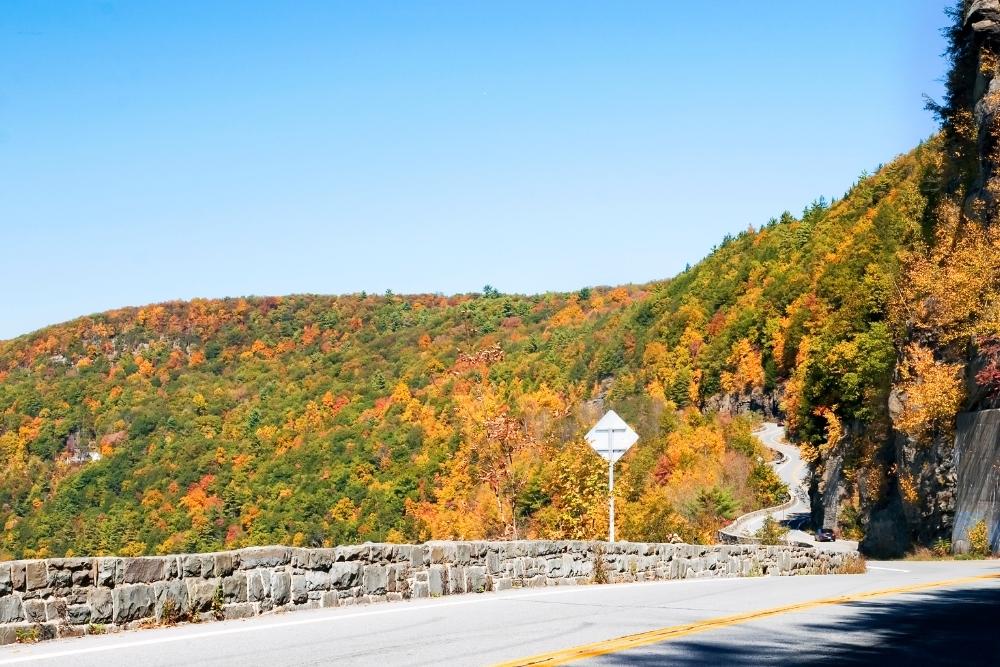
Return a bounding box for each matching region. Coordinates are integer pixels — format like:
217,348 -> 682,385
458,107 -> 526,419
718,493 -> 799,545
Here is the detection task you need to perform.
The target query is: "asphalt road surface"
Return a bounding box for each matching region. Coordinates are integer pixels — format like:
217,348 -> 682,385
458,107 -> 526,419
3,560 -> 998,666
735,423 -> 858,553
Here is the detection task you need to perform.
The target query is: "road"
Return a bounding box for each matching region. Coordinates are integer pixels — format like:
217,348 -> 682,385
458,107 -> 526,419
734,423 -> 858,552
2,560 -> 998,666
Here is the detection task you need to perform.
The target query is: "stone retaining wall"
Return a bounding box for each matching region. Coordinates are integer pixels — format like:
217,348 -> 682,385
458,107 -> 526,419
0,540 -> 854,645
952,410 -> 1000,554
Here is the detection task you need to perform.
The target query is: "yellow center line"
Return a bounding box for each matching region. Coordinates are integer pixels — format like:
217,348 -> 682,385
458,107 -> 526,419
494,573 -> 1000,666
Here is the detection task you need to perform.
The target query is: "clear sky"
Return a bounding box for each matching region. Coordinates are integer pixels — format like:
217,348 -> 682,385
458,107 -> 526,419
0,1 -> 952,340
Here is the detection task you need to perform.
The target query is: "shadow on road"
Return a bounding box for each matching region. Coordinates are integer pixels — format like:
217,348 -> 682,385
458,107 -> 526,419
782,511 -> 810,531
593,585 -> 1000,665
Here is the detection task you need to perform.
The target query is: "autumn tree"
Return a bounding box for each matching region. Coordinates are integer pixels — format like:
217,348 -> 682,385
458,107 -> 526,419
720,339 -> 765,395
892,344 -> 965,444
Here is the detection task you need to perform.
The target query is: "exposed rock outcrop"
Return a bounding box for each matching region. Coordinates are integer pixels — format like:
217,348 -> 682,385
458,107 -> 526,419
704,388 -> 782,420
860,496 -> 911,558
965,1 -> 1000,216
967,0 -> 1000,36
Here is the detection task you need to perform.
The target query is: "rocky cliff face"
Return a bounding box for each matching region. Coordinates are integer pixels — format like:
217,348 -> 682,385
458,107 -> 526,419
827,2 -> 1000,557
703,388 -> 783,421
929,1 -> 1000,555
966,1 -> 1000,213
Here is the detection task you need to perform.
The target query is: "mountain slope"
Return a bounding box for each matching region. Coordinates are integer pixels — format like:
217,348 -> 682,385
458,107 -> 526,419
0,282 -> 788,557
0,133 -> 945,558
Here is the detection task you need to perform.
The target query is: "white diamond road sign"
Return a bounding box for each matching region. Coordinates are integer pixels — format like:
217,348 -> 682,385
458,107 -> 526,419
585,409 -> 639,543
585,409 -> 638,463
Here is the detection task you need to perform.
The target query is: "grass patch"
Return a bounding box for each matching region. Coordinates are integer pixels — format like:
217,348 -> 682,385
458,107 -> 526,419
15,626 -> 41,644
838,553 -> 867,574
160,597 -> 188,625
904,547 -> 949,561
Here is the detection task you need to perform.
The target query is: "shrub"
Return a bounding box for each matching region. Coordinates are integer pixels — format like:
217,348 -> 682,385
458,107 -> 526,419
932,537 -> 952,558
211,583 -> 225,620
968,520 -> 991,557
838,504 -> 864,541
755,515 -> 789,545
591,544 -> 609,585
160,598 -> 182,625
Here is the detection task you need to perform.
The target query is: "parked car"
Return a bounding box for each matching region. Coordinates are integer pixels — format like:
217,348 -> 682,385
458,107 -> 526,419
815,528 -> 836,542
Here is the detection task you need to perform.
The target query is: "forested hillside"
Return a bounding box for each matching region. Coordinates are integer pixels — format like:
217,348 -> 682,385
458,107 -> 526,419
0,137 -> 940,559
6,2 -> 1000,560
0,284 -> 790,558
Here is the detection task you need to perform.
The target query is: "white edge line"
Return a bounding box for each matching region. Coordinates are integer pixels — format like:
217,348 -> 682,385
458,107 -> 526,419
867,566 -> 910,573
0,577 -> 748,664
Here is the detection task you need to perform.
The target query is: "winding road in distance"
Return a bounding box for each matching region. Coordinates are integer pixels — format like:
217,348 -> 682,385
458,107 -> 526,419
734,422 -> 858,553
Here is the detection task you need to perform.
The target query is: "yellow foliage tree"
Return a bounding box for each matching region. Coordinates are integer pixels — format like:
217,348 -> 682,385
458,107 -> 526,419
897,200 -> 1000,344
720,339 -> 765,394
893,344 -> 965,444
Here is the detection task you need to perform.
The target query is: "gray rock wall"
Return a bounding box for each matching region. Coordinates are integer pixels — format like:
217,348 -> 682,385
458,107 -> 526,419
0,540 -> 853,645
951,410 -> 1000,554
703,388 -> 783,421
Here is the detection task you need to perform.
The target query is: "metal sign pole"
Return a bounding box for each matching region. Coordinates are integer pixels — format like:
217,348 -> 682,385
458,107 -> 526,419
607,428 -> 614,543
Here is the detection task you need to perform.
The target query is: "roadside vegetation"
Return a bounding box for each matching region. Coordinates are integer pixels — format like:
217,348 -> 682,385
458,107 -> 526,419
754,515 -> 790,545
838,553 -> 868,575
903,520 -> 996,560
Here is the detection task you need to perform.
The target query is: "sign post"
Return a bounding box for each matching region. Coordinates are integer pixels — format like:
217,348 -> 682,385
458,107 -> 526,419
585,410 -> 638,543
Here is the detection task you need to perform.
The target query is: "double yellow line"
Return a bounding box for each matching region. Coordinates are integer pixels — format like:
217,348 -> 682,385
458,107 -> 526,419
496,573 -> 1000,666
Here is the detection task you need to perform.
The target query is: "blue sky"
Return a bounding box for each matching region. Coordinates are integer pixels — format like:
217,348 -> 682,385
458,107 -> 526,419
0,1 -> 951,340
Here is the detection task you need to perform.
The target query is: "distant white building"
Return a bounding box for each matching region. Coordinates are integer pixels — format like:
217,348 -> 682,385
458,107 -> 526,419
65,431 -> 101,463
